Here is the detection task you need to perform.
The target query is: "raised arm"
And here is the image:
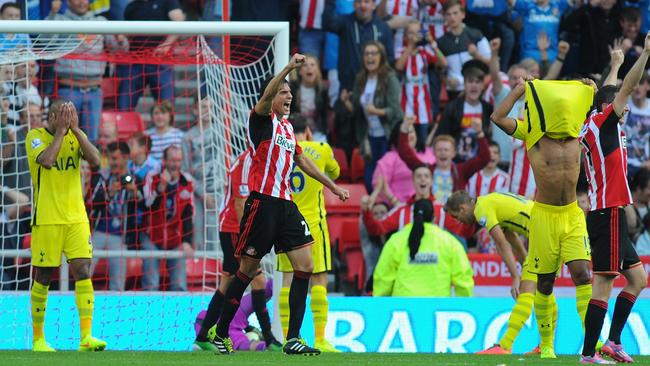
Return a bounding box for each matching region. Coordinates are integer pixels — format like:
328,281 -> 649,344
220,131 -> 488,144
491,82 -> 525,135
65,103 -> 101,168
322,0 -> 344,34
397,116 -> 426,171
613,32 -> 650,116
254,54 -> 306,115
489,38 -> 504,97
602,48 -> 624,88
544,41 -> 570,80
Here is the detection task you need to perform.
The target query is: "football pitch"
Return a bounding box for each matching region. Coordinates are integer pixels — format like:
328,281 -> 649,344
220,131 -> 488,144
3,352 -> 649,366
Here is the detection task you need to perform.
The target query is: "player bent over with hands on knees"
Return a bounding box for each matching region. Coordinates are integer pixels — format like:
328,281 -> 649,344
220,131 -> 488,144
490,71 -> 596,358
25,101 -> 105,352
576,34 -> 650,365
208,54 -> 350,356
446,191 -> 554,355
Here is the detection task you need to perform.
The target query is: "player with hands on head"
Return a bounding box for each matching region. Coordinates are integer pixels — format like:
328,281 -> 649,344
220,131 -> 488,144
25,100 -> 103,352
208,53 -> 348,356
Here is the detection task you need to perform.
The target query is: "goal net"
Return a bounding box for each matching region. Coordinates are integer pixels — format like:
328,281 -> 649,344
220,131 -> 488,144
0,20 -> 287,350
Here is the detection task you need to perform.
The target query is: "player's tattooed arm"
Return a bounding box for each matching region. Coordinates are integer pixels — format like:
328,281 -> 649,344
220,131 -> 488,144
490,82 -> 525,135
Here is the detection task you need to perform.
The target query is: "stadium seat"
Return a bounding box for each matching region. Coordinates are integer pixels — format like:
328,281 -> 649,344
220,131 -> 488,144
323,183 -> 365,215
350,148 -> 365,183
186,258 -> 220,291
327,215 -> 348,250
333,147 -> 350,182
101,111 -> 145,140
344,249 -> 366,292
101,78 -> 119,108
338,218 -> 361,254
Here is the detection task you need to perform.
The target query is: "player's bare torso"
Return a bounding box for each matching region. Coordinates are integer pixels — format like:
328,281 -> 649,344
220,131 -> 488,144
527,136 -> 581,206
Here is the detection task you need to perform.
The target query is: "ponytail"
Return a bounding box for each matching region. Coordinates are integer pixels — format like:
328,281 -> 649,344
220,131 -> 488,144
408,199 -> 434,260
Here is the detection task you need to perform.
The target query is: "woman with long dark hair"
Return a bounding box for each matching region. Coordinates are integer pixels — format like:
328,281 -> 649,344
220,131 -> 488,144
337,40 -> 403,191
373,199 -> 474,297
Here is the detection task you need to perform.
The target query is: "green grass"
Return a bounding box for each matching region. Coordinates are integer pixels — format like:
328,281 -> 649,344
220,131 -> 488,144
2,352 -> 648,366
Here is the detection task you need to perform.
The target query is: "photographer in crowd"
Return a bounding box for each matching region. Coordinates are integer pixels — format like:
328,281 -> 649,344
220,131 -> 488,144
87,141 -> 140,291
142,145 -> 194,291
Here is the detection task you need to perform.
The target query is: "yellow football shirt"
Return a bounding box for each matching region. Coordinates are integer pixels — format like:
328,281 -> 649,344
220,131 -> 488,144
290,141 -> 340,224
473,192 -> 533,237
25,128 -> 89,225
512,80 -> 594,150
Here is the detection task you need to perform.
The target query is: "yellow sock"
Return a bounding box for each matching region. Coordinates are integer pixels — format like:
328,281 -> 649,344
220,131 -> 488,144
31,281 -> 49,341
279,287 -> 290,339
310,285 -> 328,343
500,292 -> 534,350
576,284 -> 592,329
535,291 -> 555,349
75,279 -> 94,339
551,293 -> 558,332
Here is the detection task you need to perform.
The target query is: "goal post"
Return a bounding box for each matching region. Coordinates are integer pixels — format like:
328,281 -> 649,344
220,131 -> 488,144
0,20 -> 288,349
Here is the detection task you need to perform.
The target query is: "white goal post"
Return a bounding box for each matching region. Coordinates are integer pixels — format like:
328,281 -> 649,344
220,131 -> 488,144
0,20 -> 289,348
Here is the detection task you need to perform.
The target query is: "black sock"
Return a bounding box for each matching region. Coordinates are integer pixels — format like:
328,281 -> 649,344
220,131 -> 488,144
196,289 -> 225,341
215,271 -> 252,338
252,289 -> 273,343
609,291 -> 637,344
582,299 -> 608,357
287,270 -> 311,340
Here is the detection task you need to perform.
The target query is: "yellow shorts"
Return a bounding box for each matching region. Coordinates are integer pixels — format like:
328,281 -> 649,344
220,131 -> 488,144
31,223 -> 93,267
521,258 -> 537,282
277,219 -> 331,274
528,201 -> 591,275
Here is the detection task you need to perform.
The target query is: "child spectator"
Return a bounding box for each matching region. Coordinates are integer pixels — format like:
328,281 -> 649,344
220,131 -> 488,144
146,100 -> 185,162
395,19 -> 447,143
511,0 -> 571,64
437,0 -> 491,99
436,59 -> 492,162
465,141 -> 509,197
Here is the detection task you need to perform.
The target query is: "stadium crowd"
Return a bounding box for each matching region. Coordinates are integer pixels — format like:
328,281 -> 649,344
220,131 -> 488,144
2,0 -> 650,295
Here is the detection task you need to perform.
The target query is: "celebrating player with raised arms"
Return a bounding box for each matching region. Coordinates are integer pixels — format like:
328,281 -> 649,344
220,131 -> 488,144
208,54 -> 349,356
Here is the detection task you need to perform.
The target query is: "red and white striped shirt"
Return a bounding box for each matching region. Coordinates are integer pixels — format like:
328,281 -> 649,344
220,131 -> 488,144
418,1 -> 446,42
299,0 -> 325,30
400,46 -> 437,124
579,104 -> 632,211
386,0 -> 419,58
219,150 -> 253,233
247,111 -> 303,201
509,138 -> 536,199
363,195 -> 475,239
466,168 -> 510,198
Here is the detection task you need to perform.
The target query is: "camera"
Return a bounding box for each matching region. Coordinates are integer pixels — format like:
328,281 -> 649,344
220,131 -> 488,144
121,174 -> 133,186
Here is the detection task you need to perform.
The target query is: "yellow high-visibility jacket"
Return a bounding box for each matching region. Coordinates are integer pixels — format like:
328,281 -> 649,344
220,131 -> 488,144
511,80 -> 594,150
373,223 -> 474,297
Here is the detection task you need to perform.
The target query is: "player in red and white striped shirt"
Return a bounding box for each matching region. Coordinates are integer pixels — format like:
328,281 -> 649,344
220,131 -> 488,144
578,41 -> 649,364
466,141 -> 509,197
509,138 -> 536,199
196,149 -> 282,350
298,0 -> 326,58
396,20 -> 447,143
211,54 -> 349,356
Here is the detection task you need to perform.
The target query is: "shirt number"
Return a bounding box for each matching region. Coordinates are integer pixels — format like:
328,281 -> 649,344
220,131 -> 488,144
290,170 -> 305,193
301,220 -> 311,236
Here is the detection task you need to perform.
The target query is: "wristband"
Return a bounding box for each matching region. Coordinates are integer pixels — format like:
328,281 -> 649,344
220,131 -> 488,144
556,56 -> 565,62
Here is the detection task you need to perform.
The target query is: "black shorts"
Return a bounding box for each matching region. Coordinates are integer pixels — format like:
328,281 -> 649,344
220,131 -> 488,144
586,207 -> 641,275
218,231 -> 239,275
235,192 -> 314,259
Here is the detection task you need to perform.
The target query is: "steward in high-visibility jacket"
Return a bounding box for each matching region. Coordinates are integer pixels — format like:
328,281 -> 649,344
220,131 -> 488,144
373,199 -> 474,297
